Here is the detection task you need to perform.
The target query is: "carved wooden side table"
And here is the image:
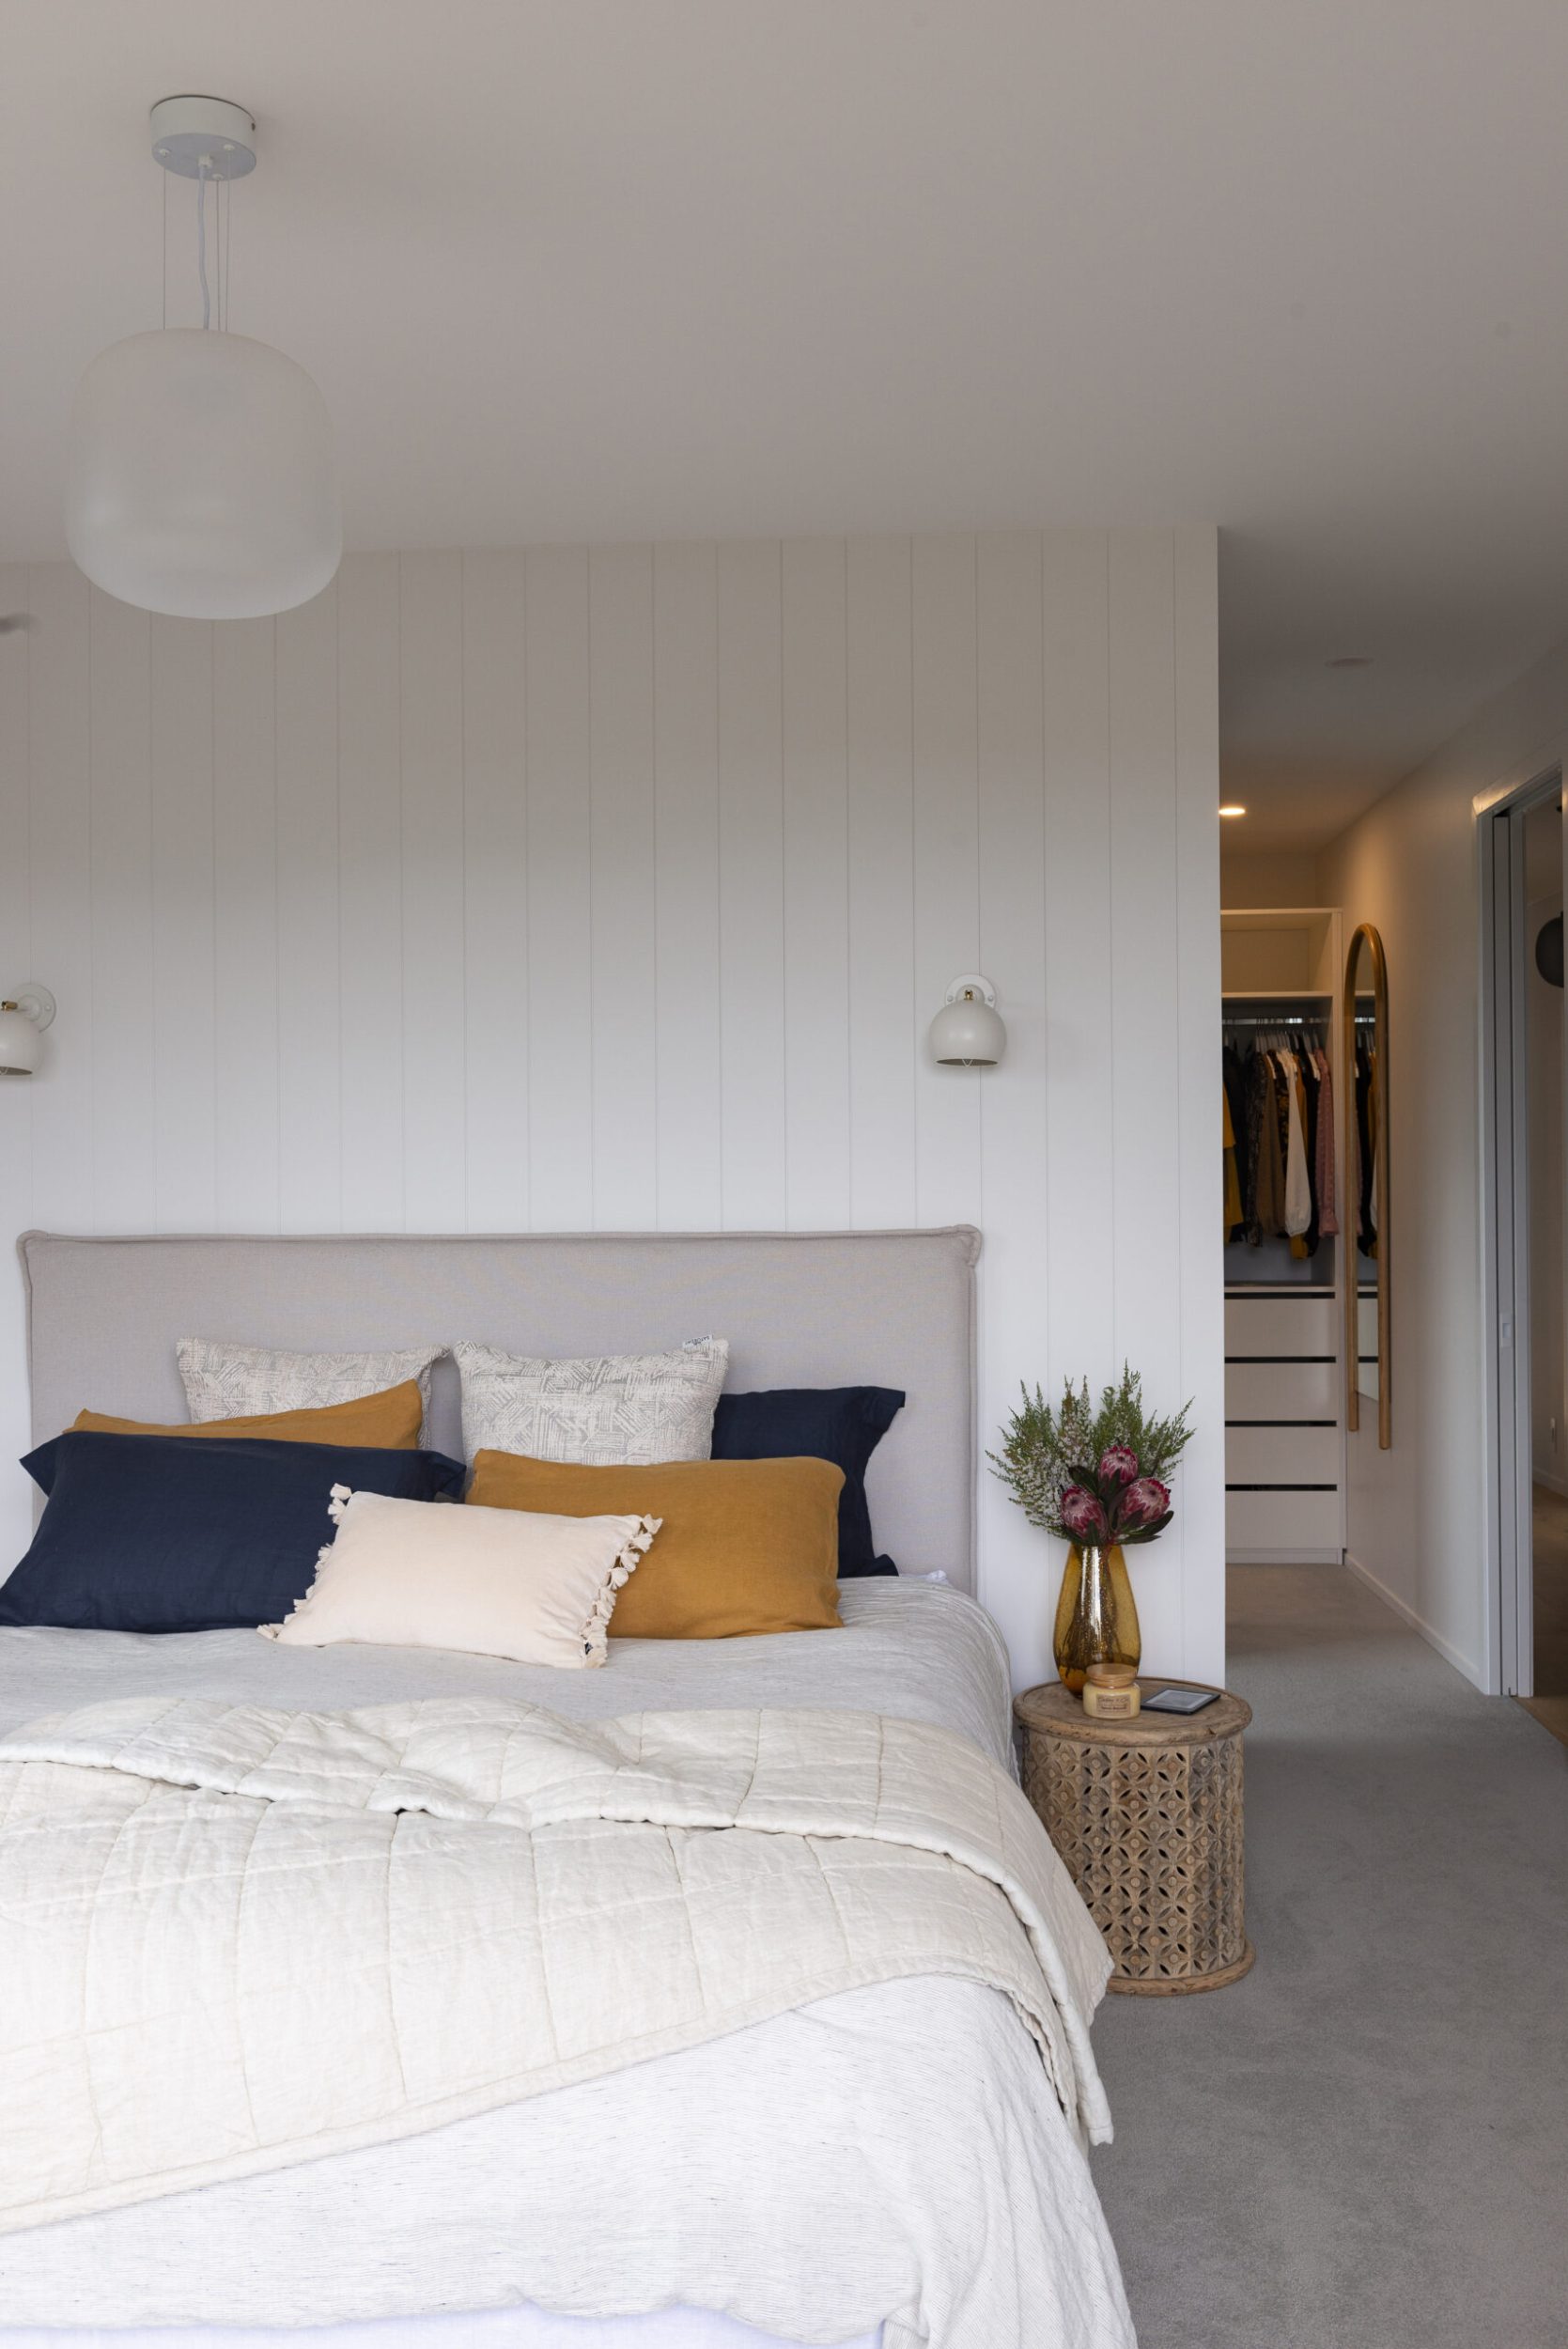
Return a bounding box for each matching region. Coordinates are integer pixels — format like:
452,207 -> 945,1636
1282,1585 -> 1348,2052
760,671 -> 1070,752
1015,1678 -> 1254,1995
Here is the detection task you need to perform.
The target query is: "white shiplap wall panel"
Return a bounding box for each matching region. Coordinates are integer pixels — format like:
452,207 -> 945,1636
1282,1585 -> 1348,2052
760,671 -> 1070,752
149,616 -> 217,1230
274,583 -> 341,1232
0,569 -> 32,1484
27,568 -> 94,1237
88,589 -> 154,1233
1172,525 -> 1226,1680
846,537 -> 916,1230
586,546 -> 657,1234
336,555 -> 405,1231
460,550 -> 530,1232
399,552 -> 467,1232
653,545 -> 722,1231
1042,534 -> 1113,1391
212,620 -> 279,1233
716,540 -> 786,1230
0,529 -> 1223,1688
912,536 -> 982,1232
781,540 -> 851,1228
974,532 -> 1048,1656
1107,534 -> 1184,1669
525,548 -> 594,1230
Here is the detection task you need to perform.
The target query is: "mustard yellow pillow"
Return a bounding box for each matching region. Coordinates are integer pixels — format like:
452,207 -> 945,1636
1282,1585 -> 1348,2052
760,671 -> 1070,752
72,1378 -> 424,1451
466,1452 -> 845,1639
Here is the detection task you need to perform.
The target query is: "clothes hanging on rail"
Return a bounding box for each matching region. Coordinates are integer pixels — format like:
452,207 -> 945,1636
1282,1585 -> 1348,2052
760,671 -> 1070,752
1312,1049 -> 1339,1237
1224,1015 -> 1338,1259
1281,1050 -> 1312,1247
1355,1032 -> 1378,1257
1222,1087 -> 1243,1240
1222,1045 -> 1249,1241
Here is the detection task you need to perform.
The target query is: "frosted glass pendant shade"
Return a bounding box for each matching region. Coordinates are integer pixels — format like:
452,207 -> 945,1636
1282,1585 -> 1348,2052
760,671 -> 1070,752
66,329 -> 341,619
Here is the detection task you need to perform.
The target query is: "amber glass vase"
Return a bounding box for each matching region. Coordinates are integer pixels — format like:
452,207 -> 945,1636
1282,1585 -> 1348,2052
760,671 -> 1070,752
1053,1542 -> 1141,1693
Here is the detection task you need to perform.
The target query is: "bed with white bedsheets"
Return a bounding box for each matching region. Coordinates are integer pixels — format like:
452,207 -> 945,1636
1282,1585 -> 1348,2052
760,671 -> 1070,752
0,1228 -> 1135,2349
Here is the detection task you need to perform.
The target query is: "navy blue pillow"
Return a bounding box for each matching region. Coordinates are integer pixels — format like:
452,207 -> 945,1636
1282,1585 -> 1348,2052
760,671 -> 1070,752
1,1432 -> 467,1633
710,1387 -> 905,1578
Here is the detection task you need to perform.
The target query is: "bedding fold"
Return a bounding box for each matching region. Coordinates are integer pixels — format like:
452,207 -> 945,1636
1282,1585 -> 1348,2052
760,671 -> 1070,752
0,1693 -> 1111,2234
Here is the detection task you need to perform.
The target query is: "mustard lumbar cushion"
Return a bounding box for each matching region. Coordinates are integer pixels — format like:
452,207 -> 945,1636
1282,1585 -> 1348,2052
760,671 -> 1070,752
465,1451 -> 845,1639
72,1378 -> 425,1451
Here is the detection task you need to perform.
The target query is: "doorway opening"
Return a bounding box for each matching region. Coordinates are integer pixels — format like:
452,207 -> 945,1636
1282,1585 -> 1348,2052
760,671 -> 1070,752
1480,767 -> 1568,1735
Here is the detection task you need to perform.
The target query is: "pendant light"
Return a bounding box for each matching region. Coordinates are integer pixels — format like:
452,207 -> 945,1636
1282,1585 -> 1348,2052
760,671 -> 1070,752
66,97 -> 340,621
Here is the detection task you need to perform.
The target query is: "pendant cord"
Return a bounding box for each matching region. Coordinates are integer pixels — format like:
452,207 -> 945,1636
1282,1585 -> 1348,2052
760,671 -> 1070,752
161,164 -> 167,329
196,160 -> 211,329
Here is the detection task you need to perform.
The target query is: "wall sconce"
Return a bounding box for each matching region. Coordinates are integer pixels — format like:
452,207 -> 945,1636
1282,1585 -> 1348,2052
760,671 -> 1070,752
0,985 -> 55,1076
929,973 -> 1006,1067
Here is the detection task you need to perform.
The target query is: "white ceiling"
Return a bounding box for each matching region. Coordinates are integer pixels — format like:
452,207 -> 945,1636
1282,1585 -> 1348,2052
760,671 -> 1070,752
7,1 -> 1568,851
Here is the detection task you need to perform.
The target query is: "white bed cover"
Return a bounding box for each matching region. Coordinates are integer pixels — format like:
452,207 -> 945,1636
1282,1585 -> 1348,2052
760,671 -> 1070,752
0,1580 -> 1133,2349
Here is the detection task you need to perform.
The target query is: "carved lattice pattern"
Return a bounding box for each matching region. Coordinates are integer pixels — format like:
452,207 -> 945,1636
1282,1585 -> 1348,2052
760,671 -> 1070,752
1019,1703 -> 1248,1986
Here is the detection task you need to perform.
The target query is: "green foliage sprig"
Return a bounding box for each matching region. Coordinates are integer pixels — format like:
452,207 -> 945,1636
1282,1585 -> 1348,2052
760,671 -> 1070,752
989,1364 -> 1194,1549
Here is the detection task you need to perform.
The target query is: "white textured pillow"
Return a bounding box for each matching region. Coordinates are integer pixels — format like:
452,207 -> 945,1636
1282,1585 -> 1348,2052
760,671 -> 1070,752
179,1340 -> 445,1438
454,1337 -> 728,1467
261,1487 -> 660,1667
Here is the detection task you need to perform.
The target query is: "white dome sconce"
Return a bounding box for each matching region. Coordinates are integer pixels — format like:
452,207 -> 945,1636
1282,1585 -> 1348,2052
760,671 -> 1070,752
0,985 -> 56,1076
929,974 -> 1006,1067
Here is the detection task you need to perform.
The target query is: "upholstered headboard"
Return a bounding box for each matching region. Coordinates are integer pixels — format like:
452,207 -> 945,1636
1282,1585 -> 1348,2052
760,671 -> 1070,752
18,1228 -> 981,1589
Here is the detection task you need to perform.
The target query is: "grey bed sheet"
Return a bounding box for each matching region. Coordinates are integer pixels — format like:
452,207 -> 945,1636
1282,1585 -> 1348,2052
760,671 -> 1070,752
0,1580 -> 1040,2337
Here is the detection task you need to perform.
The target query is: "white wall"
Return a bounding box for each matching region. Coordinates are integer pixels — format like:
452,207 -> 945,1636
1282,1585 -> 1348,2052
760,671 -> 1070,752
1321,630 -> 1568,1687
0,529 -> 1223,1689
1219,848 -> 1323,909
1526,883 -> 1564,1493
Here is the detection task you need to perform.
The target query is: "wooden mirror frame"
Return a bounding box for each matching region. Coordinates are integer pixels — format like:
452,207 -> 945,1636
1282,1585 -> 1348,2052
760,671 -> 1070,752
1343,922 -> 1390,1448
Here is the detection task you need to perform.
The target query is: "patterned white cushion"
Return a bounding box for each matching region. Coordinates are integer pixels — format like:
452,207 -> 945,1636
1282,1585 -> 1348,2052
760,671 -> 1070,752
179,1340 -> 445,1440
454,1337 -> 728,1467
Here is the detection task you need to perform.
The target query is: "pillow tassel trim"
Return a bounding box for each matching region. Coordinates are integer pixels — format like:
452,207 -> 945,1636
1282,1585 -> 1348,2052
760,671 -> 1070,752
582,1514 -> 662,1665
259,1484 -> 358,1642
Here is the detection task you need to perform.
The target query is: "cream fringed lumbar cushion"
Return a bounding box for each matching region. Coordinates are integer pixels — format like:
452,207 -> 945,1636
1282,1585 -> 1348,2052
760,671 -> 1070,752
261,1489 -> 660,1668
179,1341 -> 445,1439
453,1338 -> 729,1467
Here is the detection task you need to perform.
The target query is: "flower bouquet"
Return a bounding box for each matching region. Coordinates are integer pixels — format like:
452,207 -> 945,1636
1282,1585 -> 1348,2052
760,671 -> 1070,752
991,1366 -> 1193,1689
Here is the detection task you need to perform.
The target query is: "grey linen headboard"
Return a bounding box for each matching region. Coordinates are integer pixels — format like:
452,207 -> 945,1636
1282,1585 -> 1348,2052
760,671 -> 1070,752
18,1228 -> 981,1590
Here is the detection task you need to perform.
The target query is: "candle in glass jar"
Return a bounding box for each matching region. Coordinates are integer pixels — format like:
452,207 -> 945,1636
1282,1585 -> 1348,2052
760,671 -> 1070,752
1082,1663 -> 1141,1720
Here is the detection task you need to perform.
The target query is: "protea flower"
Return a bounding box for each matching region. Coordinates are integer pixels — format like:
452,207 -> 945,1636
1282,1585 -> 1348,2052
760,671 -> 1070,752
1060,1485 -> 1110,1543
1117,1476 -> 1171,1532
1099,1442 -> 1139,1487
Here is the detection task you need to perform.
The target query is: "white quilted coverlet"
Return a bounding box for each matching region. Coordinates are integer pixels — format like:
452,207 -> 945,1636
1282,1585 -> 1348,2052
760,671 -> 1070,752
0,1693 -> 1112,2235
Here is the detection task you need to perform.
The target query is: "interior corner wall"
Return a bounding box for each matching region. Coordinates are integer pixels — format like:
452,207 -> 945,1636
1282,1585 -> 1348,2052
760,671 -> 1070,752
1319,631 -> 1568,1688
1219,848 -> 1322,908
0,527 -> 1223,1691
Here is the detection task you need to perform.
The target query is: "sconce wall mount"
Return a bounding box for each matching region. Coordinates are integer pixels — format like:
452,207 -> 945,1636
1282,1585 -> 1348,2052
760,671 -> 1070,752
929,973 -> 1006,1067
0,984 -> 55,1076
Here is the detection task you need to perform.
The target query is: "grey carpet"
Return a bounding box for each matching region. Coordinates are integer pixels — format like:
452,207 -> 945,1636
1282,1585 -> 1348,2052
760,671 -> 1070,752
1090,1565 -> 1568,2349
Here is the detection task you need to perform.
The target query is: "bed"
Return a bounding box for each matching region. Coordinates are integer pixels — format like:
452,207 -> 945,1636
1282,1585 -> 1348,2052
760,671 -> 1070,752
0,1228 -> 1135,2349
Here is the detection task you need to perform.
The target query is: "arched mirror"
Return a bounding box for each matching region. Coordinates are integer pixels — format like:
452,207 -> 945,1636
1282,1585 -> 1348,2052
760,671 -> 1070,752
1343,924 -> 1390,1447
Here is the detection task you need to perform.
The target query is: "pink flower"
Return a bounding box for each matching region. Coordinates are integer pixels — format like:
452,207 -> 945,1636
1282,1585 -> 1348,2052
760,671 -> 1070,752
1099,1443 -> 1140,1487
1060,1486 -> 1110,1542
1118,1476 -> 1171,1531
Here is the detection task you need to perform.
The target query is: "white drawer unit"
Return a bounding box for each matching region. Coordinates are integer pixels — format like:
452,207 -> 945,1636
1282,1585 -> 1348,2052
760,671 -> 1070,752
1224,1293 -> 1338,1358
1225,1288 -> 1344,1564
1224,1357 -> 1338,1420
